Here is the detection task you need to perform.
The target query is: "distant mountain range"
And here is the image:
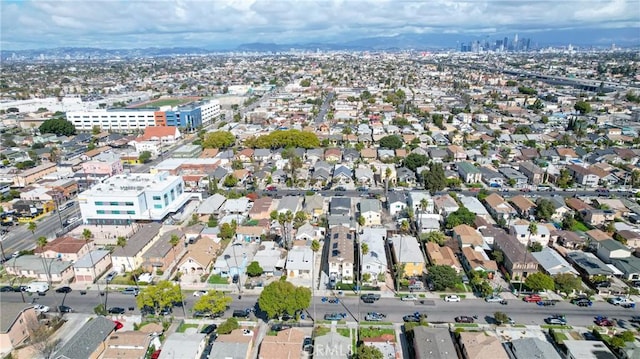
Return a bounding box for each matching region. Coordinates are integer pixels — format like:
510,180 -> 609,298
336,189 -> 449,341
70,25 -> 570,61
2,27 -> 638,59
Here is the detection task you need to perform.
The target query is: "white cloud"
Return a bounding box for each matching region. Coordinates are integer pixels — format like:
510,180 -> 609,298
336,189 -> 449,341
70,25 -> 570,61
1,0 -> 638,49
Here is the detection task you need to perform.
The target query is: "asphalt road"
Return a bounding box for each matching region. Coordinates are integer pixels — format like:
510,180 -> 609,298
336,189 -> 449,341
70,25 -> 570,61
2,290 -> 637,329
315,92 -> 334,124
1,203 -> 81,256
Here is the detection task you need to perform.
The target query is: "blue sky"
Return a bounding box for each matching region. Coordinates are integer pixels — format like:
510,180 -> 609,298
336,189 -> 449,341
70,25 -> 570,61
1,0 -> 639,50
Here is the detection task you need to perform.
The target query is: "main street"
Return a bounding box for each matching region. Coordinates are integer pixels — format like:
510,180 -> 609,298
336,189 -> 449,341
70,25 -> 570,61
1,289 -> 637,329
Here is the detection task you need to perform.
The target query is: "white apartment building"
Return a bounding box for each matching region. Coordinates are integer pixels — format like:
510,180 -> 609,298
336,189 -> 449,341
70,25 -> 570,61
67,109 -> 156,131
199,99 -> 221,126
78,171 -> 195,225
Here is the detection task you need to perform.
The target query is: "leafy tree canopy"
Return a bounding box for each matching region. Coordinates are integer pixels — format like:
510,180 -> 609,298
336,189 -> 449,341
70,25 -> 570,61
517,86 -> 537,95
138,151 -> 152,164
404,153 -> 428,172
524,272 -> 555,292
192,290 -> 232,314
445,206 -> 476,229
217,317 -> 239,334
535,199 -> 555,221
553,273 -> 581,294
422,163 -> 446,192
378,135 -> 403,150
258,281 -> 311,318
245,129 -> 320,149
357,344 -> 384,359
39,118 -> 76,136
427,265 -> 461,291
246,261 -> 264,277
136,280 -> 184,310
574,101 -> 592,114
203,131 -> 235,149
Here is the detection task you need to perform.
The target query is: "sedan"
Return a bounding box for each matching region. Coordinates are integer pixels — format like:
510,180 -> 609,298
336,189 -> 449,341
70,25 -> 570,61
0,286 -> 14,292
485,295 -> 504,303
545,317 -> 567,325
55,286 -> 72,294
455,316 -> 474,323
34,304 -> 50,313
58,305 -> 73,313
272,324 -> 292,332
401,294 -> 417,301
108,307 -> 126,314
200,324 -> 217,335
193,290 -> 208,297
403,315 -> 421,323
444,295 -> 461,302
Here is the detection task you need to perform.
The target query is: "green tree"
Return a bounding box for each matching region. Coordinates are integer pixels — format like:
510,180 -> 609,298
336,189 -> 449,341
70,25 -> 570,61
207,214 -> 218,228
138,151 -> 152,164
258,281 -> 311,318
358,215 -> 365,227
427,265 -> 460,291
574,101 -> 592,114
39,118 -> 76,136
445,207 -> 476,229
311,239 -> 320,322
528,242 -> 543,252
535,199 -> 555,221
218,318 -> 240,334
422,231 -> 446,246
28,222 -> 37,238
553,273 -> 581,294
244,130 -> 320,149
300,79 -> 311,87
422,163 -> 446,192
378,135 -> 403,150
219,223 -> 236,240
524,272 -> 555,292
404,153 -> 428,171
357,344 -> 383,359
203,131 -> 235,149
562,214 -> 577,230
91,125 -> 101,135
494,311 -> 509,324
246,261 -> 264,277
136,280 -> 184,311
223,175 -> 238,188
361,242 -> 369,257
36,236 -> 51,284
293,211 -> 307,229
192,290 -> 232,315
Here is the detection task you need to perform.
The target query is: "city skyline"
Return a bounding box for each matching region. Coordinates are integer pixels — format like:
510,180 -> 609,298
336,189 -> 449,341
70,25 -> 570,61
1,0 -> 639,51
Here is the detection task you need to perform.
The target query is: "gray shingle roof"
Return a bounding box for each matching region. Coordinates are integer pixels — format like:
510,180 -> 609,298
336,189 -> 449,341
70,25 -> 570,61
54,317 -> 115,359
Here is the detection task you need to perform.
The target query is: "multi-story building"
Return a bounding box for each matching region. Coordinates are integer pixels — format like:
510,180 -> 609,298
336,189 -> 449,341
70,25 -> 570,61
80,151 -> 124,183
13,163 -> 57,187
390,235 -> 425,277
77,171 -> 195,225
328,226 -> 354,283
67,99 -> 220,132
457,161 -> 482,183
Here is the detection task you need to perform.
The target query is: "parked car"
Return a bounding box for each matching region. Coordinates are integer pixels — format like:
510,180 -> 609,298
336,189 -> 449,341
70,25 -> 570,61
401,294 -> 418,301
403,314 -> 421,323
324,313 -> 347,321
105,271 -> 117,283
361,297 -> 375,303
0,286 -> 14,292
608,296 -> 633,306
193,290 -> 208,297
303,337 -> 313,353
159,307 -> 172,316
444,295 -> 461,302
523,294 -> 542,303
364,312 -> 386,321
55,286 -> 72,294
233,309 -> 251,318
455,316 -> 474,323
271,323 -> 292,332
201,324 -> 217,335
571,298 -> 593,307
57,305 -> 73,313
485,295 -> 504,303
545,316 -> 567,325
108,307 -> 126,314
595,316 -> 614,327
121,287 -> 139,296
537,300 -> 558,306
360,293 -> 381,302
141,306 -> 156,316
629,316 -> 640,323
594,281 -> 611,288
34,304 -> 50,313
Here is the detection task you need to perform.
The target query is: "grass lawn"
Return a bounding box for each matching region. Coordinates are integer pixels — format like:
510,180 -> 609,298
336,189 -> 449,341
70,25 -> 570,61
361,321 -> 393,326
541,324 -> 573,330
571,221 -> 590,232
267,330 -> 278,336
337,328 -> 351,338
314,326 -> 330,337
177,323 -> 198,333
208,274 -> 229,285
109,275 -> 136,286
553,332 -> 569,344
145,98 -> 193,107
454,323 -> 479,328
359,328 -> 396,339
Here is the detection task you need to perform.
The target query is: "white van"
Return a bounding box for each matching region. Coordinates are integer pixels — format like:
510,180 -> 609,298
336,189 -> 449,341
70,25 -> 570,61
26,282 -> 49,293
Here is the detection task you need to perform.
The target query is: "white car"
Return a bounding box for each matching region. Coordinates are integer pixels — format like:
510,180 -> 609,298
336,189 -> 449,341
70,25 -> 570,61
485,295 -> 504,303
193,290 -> 208,297
444,295 -> 461,302
34,304 -> 50,313
401,294 -> 418,301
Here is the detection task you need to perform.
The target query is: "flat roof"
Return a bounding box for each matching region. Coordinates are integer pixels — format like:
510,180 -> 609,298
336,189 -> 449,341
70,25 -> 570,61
80,171 -> 178,197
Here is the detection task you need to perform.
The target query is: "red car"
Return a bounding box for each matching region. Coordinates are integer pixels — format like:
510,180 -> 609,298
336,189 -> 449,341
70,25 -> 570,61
523,295 -> 542,303
595,317 -> 614,327
150,350 -> 161,359
113,320 -> 124,331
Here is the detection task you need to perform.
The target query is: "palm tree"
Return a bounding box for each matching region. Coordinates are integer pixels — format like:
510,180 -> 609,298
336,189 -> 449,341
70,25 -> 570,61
284,210 -> 294,250
170,234 -> 181,264
82,229 -> 100,292
36,236 -> 51,285
528,222 -> 538,249
28,222 -> 37,238
117,236 -> 138,290
311,239 -> 320,322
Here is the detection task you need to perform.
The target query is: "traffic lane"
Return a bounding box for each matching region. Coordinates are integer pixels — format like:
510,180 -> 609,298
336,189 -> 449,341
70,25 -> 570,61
3,205 -> 80,253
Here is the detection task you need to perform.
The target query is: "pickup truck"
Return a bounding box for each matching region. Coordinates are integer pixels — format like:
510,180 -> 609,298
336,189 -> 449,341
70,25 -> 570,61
523,294 -> 542,303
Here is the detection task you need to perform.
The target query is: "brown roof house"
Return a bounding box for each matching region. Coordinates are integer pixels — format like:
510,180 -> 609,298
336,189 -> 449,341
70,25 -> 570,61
140,229 -> 185,273
425,242 -> 462,273
34,236 -> 92,262
509,195 -> 537,218
102,331 -> 153,359
492,229 -> 539,282
484,193 -> 517,222
259,328 -> 306,359
452,224 -> 484,248
458,331 -> 509,359
176,237 -> 218,276
460,246 -> 498,277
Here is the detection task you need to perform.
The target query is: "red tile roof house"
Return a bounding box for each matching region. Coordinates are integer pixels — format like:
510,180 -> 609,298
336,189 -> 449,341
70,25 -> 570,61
139,126 -> 181,143
34,236 -> 93,262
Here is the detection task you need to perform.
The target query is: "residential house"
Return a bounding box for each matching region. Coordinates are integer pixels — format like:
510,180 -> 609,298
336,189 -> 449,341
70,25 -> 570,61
303,194 -> 325,220
354,167 -> 375,186
259,328 -> 306,359
295,223 -> 321,241
563,340 -> 617,359
359,198 -> 382,226
537,196 -> 571,222
505,338 -> 562,359
596,239 -> 631,263
53,316 -> 116,359
249,197 -> 274,220
491,228 -> 539,281
555,230 -> 587,250
5,255 -> 74,283
253,241 -> 286,277
176,237 -> 217,275
509,195 -> 537,218
277,196 -> 302,214
446,145 -> 467,162
460,246 -> 497,276
333,165 -> 353,186
483,193 -> 517,222
413,327 -> 457,359
34,236 -> 92,262
452,224 -> 484,248
567,164 -> 600,187
0,304 -> 39,353
478,167 -> 506,187
159,333 -> 206,359
286,242 -> 313,278
324,148 -> 342,162
111,223 -> 162,272
73,250 -> 112,285
510,224 -> 551,246
432,194 -> 459,216
583,209 -> 616,226
518,161 -> 545,185
566,251 -> 616,279
457,162 -> 482,183
498,167 -> 528,188
387,192 -> 408,217
360,227 -> 388,284
530,247 -> 579,276
212,242 -> 254,278
459,195 -> 491,221
458,331 -> 509,359
425,242 -> 462,273
408,191 -> 434,214
102,331 -> 154,359
139,229 -> 185,273
396,167 -> 417,186
235,226 -> 266,243
328,226 -> 355,283
390,235 -> 425,277
313,332 -> 352,359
